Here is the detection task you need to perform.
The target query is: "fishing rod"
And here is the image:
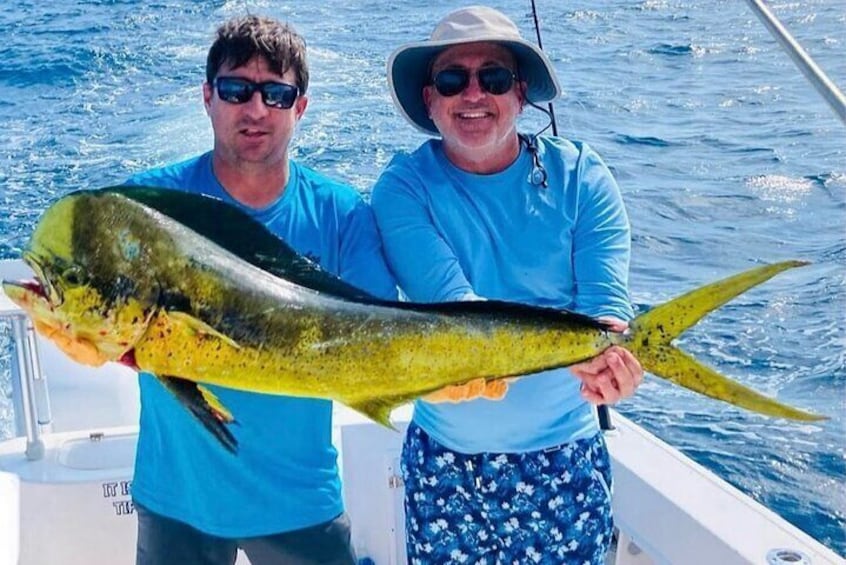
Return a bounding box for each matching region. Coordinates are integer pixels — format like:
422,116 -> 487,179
527,0 -> 615,431
529,0 -> 558,137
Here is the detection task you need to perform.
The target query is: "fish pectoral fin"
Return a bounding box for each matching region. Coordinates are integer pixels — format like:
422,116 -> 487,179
197,385 -> 234,422
157,375 -> 239,453
166,311 -> 242,350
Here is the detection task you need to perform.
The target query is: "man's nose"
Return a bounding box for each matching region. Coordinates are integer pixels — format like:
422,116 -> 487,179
242,90 -> 270,116
460,73 -> 486,101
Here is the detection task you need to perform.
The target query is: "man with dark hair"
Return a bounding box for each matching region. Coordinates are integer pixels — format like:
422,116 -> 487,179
128,15 -> 396,565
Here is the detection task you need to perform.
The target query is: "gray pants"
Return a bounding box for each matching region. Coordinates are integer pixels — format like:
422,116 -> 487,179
135,503 -> 357,565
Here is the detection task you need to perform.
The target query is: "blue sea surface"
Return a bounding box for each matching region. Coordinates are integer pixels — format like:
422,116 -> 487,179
0,0 -> 843,555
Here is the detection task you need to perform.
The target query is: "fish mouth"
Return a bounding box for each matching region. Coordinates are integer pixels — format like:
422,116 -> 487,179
1,252 -> 61,315
1,277 -> 49,310
15,279 -> 47,298
2,267 -> 117,368
21,250 -> 62,305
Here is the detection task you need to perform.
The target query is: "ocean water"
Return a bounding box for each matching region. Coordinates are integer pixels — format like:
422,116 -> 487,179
0,0 -> 843,556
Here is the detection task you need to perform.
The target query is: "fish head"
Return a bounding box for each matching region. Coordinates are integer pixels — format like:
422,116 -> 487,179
2,191 -> 163,366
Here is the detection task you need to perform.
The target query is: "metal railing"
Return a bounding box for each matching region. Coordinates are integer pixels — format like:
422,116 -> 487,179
3,310 -> 52,461
744,0 -> 846,125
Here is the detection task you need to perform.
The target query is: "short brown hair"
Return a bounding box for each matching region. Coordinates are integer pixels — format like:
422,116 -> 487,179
205,15 -> 309,94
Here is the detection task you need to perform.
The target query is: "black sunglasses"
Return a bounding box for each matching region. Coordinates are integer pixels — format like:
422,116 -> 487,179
431,66 -> 517,97
213,77 -> 299,109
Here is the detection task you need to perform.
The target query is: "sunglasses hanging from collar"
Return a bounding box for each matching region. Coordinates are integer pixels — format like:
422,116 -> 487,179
519,133 -> 548,189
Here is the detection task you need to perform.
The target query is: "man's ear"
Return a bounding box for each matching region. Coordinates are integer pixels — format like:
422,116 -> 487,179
423,85 -> 433,116
518,80 -> 528,110
294,94 -> 309,120
203,82 -> 213,113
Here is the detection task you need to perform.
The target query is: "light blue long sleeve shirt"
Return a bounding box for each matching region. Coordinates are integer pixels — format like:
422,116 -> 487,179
127,152 -> 397,536
371,136 -> 633,454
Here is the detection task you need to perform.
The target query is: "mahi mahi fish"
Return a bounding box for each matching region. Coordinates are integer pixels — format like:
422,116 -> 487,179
1,187 -> 826,452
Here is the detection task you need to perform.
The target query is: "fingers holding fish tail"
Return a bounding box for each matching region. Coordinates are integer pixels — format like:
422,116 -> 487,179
572,345 -> 644,405
608,347 -> 642,397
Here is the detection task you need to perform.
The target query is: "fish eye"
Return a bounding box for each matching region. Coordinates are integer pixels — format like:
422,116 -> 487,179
62,266 -> 86,287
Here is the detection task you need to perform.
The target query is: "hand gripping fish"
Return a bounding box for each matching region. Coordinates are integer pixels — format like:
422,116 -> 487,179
1,187 -> 826,452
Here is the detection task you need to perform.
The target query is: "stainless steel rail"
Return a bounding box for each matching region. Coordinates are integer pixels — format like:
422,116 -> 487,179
744,0 -> 846,125
4,312 -> 50,461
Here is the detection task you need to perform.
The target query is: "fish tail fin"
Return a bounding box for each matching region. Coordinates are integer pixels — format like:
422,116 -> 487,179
624,260 -> 826,422
631,343 -> 825,421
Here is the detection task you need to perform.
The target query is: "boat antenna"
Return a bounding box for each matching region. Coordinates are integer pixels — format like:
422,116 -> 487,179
529,0 -> 558,136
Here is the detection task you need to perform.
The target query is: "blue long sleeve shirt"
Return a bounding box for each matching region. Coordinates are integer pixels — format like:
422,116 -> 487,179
127,152 -> 397,536
371,136 -> 632,453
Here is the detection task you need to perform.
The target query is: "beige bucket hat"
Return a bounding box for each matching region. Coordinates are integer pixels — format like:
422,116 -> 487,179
387,5 -> 561,135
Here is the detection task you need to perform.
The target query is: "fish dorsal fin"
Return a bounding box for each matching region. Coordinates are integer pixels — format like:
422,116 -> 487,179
93,186 -> 380,303
87,187 -> 614,329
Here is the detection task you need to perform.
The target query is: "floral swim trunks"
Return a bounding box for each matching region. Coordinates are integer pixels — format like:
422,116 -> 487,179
401,423 -> 614,565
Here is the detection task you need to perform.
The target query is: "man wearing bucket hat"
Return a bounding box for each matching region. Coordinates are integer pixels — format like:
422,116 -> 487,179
371,5 -> 643,563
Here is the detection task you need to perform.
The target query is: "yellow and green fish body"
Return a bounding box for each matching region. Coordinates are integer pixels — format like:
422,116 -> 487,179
1,187 -> 825,451
133,290 -> 611,404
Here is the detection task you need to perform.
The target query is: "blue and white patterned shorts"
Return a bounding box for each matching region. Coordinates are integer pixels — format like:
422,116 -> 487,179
401,423 -> 614,565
